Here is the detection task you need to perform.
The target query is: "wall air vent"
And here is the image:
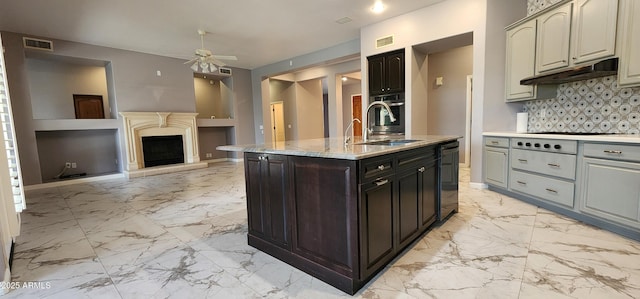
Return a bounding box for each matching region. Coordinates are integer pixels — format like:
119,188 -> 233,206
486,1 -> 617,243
376,35 -> 394,49
23,37 -> 53,51
219,67 -> 232,75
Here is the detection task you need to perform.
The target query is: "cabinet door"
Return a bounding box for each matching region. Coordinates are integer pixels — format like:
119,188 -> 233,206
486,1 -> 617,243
385,52 -> 405,94
484,147 -> 509,188
505,19 -> 537,101
368,56 -> 385,95
420,160 -> 438,229
397,168 -> 420,249
571,0 -> 618,64
580,158 -> 640,229
359,176 -> 395,279
536,2 -> 573,73
244,153 -> 289,248
618,0 -> 640,87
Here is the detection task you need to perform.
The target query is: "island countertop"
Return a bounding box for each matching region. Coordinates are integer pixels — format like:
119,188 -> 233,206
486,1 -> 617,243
217,135 -> 460,160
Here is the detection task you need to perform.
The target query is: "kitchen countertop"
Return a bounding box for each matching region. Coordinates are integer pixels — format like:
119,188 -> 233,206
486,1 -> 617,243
483,131 -> 640,144
217,135 -> 460,160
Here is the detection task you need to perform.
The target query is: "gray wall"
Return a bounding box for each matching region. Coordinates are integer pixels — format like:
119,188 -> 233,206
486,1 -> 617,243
26,57 -> 110,119
269,79 -> 297,140
35,130 -> 119,182
295,79 -> 324,139
198,127 -> 230,160
2,31 -> 254,184
194,77 -> 221,119
427,45 -> 473,163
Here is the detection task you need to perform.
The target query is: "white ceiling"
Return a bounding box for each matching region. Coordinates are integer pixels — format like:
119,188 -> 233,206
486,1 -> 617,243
0,0 -> 445,69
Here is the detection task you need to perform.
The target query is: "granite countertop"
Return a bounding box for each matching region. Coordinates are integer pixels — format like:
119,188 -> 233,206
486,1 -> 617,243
483,131 -> 640,144
217,135 -> 460,160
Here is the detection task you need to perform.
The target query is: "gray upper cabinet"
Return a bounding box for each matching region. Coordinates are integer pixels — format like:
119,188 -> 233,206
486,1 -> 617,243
618,0 -> 640,87
570,0 -> 619,64
505,19 -> 537,101
536,2 -> 573,74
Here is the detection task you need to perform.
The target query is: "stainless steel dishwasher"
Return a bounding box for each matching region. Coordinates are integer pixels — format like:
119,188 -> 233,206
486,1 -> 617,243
439,141 -> 459,221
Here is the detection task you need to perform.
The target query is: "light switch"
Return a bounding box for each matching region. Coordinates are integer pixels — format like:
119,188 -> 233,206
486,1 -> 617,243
288,124 -> 292,129
156,70 -> 162,77
436,77 -> 444,86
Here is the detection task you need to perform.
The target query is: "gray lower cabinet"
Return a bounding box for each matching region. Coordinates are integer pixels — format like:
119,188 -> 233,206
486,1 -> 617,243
484,137 -> 509,188
510,170 -> 575,207
579,143 -> 640,230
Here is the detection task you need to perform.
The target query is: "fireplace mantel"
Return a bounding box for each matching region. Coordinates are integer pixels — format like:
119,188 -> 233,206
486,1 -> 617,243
120,112 -> 206,177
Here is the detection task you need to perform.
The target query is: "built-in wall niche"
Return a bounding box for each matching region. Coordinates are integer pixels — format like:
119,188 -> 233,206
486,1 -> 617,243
35,129 -> 120,182
25,52 -> 115,120
194,73 -> 234,119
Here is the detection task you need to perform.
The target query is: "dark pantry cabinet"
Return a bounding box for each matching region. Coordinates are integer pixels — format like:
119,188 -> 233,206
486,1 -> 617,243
243,145 -> 442,294
368,49 -> 405,96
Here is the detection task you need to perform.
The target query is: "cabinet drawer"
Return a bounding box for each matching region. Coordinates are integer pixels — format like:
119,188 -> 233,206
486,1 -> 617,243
397,147 -> 436,171
510,170 -> 575,207
583,143 -> 640,163
485,137 -> 509,148
361,156 -> 393,181
511,149 -> 576,180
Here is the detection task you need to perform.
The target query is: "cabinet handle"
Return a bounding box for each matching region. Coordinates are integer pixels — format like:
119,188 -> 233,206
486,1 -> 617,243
378,165 -> 385,171
545,188 -> 558,194
491,141 -> 499,144
418,167 -> 426,173
547,163 -> 560,168
517,180 -> 527,185
518,159 -> 528,163
604,150 -> 623,154
374,179 -> 389,186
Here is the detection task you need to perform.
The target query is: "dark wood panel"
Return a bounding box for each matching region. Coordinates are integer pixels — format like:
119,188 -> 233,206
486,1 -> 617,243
368,55 -> 385,95
397,169 -> 420,248
289,157 -> 358,276
266,155 -> 288,246
359,176 -> 395,279
245,154 -> 265,235
385,51 -> 405,94
421,160 -> 438,229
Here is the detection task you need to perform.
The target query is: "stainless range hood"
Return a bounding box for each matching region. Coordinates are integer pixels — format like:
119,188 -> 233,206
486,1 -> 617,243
520,58 -> 618,85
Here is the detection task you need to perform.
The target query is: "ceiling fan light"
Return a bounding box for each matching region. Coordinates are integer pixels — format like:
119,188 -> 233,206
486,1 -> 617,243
190,62 -> 199,72
201,64 -> 210,73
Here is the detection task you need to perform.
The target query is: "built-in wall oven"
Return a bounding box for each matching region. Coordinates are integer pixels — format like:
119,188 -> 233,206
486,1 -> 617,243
368,93 -> 405,136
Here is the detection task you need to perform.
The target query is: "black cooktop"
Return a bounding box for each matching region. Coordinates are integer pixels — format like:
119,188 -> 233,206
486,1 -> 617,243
530,132 -> 620,135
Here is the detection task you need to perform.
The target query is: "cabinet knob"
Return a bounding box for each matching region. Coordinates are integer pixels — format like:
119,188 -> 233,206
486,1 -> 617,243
378,165 -> 385,171
534,143 -> 540,148
554,144 -> 562,150
418,167 -> 426,173
517,142 -> 523,146
544,144 -> 550,149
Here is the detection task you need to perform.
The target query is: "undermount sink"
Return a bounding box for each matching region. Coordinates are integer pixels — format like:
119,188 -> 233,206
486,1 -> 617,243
354,139 -> 420,146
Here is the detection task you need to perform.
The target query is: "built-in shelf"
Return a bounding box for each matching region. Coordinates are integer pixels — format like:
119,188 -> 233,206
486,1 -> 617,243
33,119 -> 120,131
196,118 -> 236,127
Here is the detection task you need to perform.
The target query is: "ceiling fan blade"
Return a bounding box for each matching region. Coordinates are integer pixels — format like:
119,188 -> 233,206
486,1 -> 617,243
212,55 -> 238,61
184,57 -> 198,65
211,58 -> 227,67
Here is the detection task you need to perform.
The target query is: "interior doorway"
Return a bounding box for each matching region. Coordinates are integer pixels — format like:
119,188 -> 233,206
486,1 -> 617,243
351,95 -> 362,137
464,75 -> 472,168
270,102 -> 285,143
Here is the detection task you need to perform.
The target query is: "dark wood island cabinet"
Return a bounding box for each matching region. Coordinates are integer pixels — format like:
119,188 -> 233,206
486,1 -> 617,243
238,141 -> 453,295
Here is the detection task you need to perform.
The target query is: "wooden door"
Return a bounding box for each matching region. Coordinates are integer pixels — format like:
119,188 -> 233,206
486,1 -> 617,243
385,51 -> 405,94
359,176 -> 395,279
74,95 -> 105,119
352,95 -> 362,137
270,102 -> 285,142
367,56 -> 385,95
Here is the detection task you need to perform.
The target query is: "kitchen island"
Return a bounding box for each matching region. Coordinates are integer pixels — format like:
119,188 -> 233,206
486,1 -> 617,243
218,135 -> 459,294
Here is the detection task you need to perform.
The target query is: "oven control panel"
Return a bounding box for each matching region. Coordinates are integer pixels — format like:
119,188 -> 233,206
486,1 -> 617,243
511,138 -> 577,155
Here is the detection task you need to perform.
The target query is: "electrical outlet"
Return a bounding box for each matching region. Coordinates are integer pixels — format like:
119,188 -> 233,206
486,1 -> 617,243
65,162 -> 71,168
205,153 -> 212,158
71,162 -> 77,169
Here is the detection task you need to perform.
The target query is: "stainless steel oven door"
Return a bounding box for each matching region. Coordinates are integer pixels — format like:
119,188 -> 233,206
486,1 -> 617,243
368,101 -> 405,135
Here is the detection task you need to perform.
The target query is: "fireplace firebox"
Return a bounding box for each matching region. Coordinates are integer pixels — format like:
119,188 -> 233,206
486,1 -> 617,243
142,135 -> 184,167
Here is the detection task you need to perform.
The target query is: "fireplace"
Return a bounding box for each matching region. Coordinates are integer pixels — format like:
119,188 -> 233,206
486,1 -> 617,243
120,112 -> 207,178
142,135 -> 185,167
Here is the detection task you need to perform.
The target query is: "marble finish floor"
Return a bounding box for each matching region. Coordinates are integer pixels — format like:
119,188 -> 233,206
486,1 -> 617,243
4,162 -> 640,298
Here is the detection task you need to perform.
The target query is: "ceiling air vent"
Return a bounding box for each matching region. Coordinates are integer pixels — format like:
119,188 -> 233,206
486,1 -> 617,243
23,37 -> 53,51
219,67 -> 232,75
376,35 -> 394,49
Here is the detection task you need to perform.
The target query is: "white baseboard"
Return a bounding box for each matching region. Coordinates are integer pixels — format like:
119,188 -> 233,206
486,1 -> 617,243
24,173 -> 125,191
469,182 -> 488,189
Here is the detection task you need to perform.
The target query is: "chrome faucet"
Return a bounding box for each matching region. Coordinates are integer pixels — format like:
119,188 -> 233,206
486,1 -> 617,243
344,118 -> 362,146
363,101 -> 396,142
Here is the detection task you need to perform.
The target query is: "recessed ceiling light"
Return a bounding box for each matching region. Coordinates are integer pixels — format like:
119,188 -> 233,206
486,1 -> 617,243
371,1 -> 385,14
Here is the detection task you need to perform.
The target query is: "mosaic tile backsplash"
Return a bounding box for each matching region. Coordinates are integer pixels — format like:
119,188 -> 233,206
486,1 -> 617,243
523,76 -> 640,134
527,0 -> 563,16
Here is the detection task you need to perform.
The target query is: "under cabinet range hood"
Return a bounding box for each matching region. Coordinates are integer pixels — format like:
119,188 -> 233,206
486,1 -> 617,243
520,58 -> 618,85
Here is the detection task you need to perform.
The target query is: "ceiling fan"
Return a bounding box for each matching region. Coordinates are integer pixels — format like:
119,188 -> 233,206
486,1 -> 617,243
185,30 -> 237,73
